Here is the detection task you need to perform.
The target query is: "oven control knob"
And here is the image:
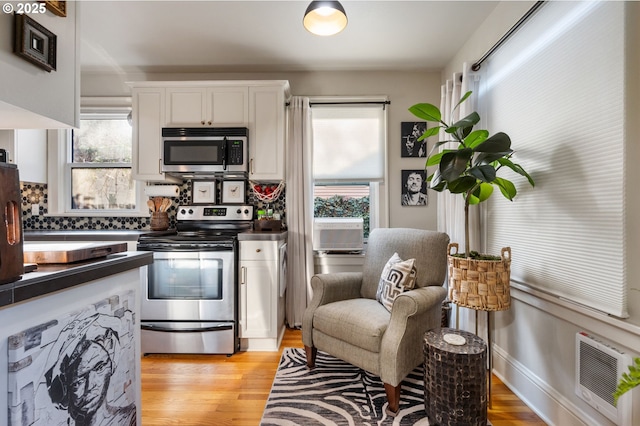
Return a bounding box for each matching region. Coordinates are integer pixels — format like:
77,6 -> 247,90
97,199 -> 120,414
236,208 -> 242,214
244,209 -> 250,215
188,209 -> 194,214
180,208 -> 186,214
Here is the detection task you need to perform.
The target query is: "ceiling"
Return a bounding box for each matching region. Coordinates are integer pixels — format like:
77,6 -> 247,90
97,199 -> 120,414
79,1 -> 500,74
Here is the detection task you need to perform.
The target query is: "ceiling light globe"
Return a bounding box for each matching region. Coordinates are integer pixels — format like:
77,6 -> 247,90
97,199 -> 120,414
303,1 -> 348,36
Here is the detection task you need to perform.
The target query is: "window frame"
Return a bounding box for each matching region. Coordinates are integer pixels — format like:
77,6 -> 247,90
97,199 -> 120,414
309,96 -> 389,234
47,102 -> 147,217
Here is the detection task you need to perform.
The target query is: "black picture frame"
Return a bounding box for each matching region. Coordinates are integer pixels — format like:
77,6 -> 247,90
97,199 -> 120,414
14,14 -> 57,72
401,121 -> 427,158
401,169 -> 428,206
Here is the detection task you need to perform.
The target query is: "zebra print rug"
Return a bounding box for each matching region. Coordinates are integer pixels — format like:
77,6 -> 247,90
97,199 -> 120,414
260,347 -> 430,425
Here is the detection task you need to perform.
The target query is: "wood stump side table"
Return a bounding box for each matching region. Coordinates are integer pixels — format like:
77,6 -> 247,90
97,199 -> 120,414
423,327 -> 487,425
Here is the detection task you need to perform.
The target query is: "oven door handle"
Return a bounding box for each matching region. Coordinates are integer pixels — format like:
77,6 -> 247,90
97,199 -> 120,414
141,324 -> 233,333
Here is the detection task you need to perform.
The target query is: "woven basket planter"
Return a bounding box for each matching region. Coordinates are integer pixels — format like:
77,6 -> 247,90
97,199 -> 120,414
447,243 -> 511,311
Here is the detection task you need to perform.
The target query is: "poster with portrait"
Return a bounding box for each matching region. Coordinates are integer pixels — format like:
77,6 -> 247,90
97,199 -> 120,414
401,169 -> 428,206
8,291 -> 137,426
400,121 -> 427,157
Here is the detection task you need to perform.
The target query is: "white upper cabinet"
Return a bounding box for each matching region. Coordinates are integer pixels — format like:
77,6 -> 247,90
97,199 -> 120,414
0,129 -> 47,183
165,86 -> 248,127
131,87 -> 178,183
248,84 -> 288,181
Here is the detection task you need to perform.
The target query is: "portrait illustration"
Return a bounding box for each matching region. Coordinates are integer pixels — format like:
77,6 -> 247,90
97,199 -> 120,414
8,291 -> 137,426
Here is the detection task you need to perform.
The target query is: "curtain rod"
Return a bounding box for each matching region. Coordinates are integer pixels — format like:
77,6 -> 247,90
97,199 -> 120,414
286,100 -> 391,109
471,1 -> 546,71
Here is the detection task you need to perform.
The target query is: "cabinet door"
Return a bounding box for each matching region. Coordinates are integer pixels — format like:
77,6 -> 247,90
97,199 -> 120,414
165,87 -> 207,126
132,88 -> 174,182
239,260 -> 275,338
0,129 -> 47,183
248,86 -> 285,181
207,86 -> 248,126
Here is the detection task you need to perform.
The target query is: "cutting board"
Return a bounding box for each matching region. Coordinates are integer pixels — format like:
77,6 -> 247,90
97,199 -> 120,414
23,242 -> 128,264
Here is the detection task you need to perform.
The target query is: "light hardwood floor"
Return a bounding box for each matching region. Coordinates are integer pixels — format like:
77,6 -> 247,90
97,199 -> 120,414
141,328 -> 547,425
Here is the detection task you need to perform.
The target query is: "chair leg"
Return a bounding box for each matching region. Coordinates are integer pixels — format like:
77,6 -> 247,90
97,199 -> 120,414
304,345 -> 317,368
384,382 -> 401,415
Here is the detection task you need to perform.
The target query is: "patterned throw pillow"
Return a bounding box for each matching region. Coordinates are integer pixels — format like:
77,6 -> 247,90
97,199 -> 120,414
376,253 -> 418,312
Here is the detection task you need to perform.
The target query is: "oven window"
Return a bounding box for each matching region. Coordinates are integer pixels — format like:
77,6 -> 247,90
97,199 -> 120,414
148,257 -> 223,299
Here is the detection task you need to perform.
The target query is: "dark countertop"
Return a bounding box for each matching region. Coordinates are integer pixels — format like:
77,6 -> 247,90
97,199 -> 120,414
24,230 -> 152,241
238,230 -> 288,241
0,251 -> 153,309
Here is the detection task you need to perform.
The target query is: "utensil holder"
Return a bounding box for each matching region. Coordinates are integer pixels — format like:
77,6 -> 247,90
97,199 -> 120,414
150,212 -> 170,231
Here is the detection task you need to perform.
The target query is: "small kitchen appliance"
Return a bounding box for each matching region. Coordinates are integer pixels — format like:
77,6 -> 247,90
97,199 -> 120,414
0,162 -> 23,284
137,204 -> 253,355
161,127 -> 248,177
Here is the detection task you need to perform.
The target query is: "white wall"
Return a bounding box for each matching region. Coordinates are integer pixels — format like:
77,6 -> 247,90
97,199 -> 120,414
81,70 -> 442,231
445,2 -> 640,425
0,2 -> 79,128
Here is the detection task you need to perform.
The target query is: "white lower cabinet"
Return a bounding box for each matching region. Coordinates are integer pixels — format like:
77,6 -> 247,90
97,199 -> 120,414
239,239 -> 286,351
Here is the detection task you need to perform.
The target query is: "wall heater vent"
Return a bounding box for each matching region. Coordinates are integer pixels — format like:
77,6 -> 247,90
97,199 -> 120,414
575,332 -> 633,425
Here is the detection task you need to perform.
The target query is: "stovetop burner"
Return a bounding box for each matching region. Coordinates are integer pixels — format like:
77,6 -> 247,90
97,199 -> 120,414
138,205 -> 254,250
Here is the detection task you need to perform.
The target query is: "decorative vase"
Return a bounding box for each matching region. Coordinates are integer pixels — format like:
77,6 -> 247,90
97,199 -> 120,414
150,212 -> 170,231
447,243 -> 511,311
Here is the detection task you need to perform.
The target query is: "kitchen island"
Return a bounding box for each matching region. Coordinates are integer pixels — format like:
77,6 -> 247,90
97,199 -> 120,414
1,251 -> 152,426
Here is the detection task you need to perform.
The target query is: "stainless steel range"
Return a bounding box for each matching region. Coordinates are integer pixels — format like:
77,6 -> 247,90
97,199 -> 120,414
137,205 -> 253,355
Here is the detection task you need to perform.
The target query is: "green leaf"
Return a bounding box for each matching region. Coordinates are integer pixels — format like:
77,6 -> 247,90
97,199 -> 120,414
493,177 -> 517,200
446,176 -> 477,194
451,112 -> 480,132
452,91 -> 472,112
439,149 -> 473,182
465,130 -> 489,149
468,164 -> 497,182
426,151 -> 446,167
475,150 -> 513,165
614,358 -> 640,406
417,126 -> 441,141
498,157 -> 536,187
409,103 -> 441,122
467,182 -> 494,205
475,132 -> 512,153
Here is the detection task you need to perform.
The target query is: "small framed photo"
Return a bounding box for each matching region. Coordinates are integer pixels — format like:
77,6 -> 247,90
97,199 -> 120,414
401,121 -> 427,158
14,15 -> 57,72
221,180 -> 246,204
192,181 -> 216,204
401,169 -> 428,206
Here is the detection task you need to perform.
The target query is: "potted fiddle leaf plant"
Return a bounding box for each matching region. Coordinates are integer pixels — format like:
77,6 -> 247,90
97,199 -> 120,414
408,91 -> 534,310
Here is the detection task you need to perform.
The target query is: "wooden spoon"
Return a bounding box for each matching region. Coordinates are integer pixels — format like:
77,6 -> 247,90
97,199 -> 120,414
147,199 -> 155,212
160,198 -> 171,212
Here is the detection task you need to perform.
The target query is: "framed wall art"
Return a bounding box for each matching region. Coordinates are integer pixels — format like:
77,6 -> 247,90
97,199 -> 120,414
14,15 -> 57,72
401,121 -> 427,158
221,180 -> 246,204
42,1 -> 67,17
400,169 -> 428,206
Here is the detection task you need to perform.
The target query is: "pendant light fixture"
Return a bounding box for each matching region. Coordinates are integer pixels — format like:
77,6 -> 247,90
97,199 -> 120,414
303,1 -> 348,36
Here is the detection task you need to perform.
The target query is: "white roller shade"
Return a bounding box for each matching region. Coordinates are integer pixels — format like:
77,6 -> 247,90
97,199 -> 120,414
480,1 -> 627,317
312,104 -> 386,182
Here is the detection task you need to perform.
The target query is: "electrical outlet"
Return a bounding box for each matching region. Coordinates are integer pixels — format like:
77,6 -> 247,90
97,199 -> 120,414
31,204 -> 39,216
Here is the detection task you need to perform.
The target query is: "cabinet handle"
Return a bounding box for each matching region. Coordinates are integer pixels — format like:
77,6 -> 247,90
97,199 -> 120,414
240,266 -> 246,285
201,120 -> 205,125
207,120 -> 212,125
250,158 -> 254,175
256,248 -> 261,253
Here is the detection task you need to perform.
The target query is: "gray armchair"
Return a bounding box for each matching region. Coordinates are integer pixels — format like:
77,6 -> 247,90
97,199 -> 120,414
302,228 -> 449,414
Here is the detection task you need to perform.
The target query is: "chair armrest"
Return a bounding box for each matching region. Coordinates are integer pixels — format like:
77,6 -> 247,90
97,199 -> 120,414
380,286 -> 447,386
302,272 -> 363,347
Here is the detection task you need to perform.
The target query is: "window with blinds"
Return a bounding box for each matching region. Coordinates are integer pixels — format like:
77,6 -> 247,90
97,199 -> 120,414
479,1 -> 627,317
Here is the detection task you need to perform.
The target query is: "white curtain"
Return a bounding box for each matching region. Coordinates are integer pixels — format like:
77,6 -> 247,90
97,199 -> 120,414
437,62 -> 481,254
285,97 -> 315,327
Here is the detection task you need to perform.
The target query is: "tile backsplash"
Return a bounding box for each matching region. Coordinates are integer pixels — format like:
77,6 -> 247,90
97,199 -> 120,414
21,181 -> 286,231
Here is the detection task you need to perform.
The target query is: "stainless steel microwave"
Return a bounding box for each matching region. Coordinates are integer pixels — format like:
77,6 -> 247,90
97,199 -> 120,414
161,127 -> 248,175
